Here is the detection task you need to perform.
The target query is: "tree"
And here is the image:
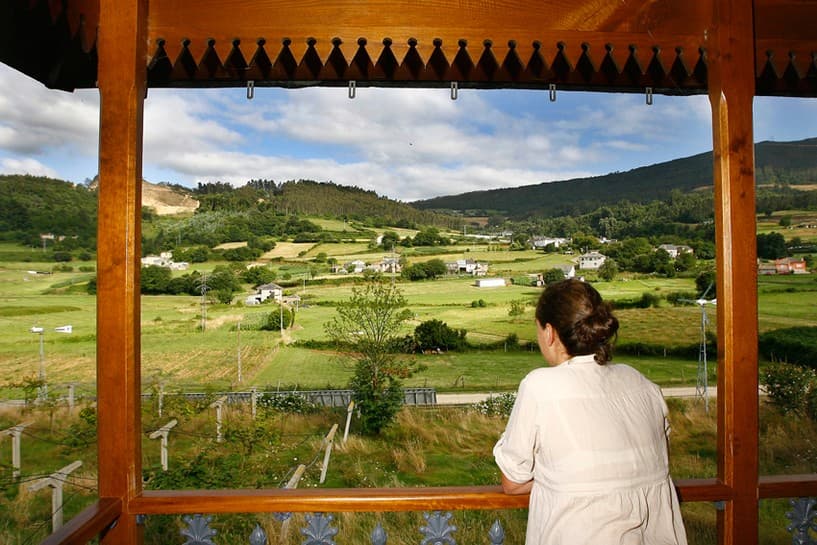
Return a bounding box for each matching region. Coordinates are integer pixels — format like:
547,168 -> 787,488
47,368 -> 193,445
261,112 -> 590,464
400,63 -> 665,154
414,319 -> 466,352
542,268 -> 566,285
508,298 -> 527,317
380,231 -> 400,250
695,269 -> 716,298
757,232 -> 788,260
597,259 -> 618,281
324,282 -> 416,434
261,305 -> 294,330
141,265 -> 172,294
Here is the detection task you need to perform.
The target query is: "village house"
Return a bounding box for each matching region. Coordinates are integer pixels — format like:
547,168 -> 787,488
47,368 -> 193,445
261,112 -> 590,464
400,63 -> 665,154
376,257 -> 402,274
578,251 -> 607,270
774,257 -> 809,274
447,258 -> 489,276
558,264 -> 577,279
244,282 -> 283,305
140,251 -> 188,270
530,236 -> 570,250
344,259 -> 367,273
657,244 -> 694,258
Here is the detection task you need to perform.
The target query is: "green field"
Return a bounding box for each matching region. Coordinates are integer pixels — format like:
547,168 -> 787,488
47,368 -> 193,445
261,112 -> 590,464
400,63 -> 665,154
2,242 -> 816,399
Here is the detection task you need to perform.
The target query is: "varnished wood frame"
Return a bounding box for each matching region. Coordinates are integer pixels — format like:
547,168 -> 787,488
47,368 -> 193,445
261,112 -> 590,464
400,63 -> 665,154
89,1 -> 817,545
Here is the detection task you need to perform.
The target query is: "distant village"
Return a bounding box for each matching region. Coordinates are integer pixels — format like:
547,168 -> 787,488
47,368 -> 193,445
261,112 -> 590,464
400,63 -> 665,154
139,232 -> 809,307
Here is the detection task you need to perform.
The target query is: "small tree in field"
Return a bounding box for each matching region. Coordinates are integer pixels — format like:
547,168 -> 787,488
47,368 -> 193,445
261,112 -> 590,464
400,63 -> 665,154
598,258 -> 618,281
325,282 -> 416,434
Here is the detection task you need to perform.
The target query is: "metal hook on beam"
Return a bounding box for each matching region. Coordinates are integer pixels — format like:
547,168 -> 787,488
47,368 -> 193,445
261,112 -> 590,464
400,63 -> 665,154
549,83 -> 557,102
348,80 -> 356,99
450,81 -> 458,100
645,86 -> 653,106
247,80 -> 255,100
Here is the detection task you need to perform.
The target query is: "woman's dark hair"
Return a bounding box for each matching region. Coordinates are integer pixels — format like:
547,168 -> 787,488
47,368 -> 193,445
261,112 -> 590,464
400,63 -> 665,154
535,278 -> 619,364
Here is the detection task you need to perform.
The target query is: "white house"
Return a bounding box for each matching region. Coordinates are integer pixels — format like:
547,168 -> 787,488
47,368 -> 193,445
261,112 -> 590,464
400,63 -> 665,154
530,236 -> 569,250
140,251 -> 188,270
558,264 -> 576,278
344,260 -> 367,273
377,257 -> 401,274
657,244 -> 694,258
578,251 -> 607,270
245,282 -> 283,305
475,277 -> 506,288
448,259 -> 489,276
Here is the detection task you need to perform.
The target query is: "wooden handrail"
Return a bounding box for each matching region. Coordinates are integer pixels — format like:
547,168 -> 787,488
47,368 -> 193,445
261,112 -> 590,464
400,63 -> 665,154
38,498 -> 121,545
759,474 -> 817,499
132,485 -> 530,514
37,477 -> 817,545
131,480 -> 734,515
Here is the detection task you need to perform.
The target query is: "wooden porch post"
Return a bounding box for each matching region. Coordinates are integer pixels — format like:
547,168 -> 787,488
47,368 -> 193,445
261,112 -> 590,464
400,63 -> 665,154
708,1 -> 759,544
96,0 -> 147,543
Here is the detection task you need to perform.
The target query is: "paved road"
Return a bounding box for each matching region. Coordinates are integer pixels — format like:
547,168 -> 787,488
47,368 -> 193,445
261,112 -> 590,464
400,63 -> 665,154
437,387 -> 713,405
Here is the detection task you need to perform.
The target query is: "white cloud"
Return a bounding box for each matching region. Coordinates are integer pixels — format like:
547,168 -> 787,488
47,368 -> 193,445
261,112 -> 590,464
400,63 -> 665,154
0,65 -> 98,156
0,157 -> 58,178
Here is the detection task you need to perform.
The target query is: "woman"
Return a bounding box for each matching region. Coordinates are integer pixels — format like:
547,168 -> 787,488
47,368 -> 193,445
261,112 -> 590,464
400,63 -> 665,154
494,279 -> 687,544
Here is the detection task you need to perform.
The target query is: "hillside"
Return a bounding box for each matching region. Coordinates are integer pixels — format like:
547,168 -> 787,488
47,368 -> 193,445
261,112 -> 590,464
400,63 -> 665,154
142,181 -> 199,215
412,138 -> 817,218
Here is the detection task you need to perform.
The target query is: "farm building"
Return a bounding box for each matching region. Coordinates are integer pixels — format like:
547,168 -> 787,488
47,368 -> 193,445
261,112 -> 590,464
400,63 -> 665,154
475,278 -> 506,288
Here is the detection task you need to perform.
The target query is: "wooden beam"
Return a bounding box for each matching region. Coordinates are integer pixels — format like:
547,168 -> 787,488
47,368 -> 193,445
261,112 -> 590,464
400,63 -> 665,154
96,0 -> 147,543
708,1 -> 760,544
38,498 -> 122,545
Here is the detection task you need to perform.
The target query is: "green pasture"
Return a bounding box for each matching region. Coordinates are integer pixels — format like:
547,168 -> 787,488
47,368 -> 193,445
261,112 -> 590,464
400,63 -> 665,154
756,210 -> 817,241
2,250 -> 817,398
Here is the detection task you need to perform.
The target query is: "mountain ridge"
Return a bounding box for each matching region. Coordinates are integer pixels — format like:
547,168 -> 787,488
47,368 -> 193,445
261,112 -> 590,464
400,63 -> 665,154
411,137 -> 817,218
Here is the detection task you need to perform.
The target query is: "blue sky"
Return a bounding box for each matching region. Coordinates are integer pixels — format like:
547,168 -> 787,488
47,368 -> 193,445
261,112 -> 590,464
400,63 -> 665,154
1,62 -> 815,202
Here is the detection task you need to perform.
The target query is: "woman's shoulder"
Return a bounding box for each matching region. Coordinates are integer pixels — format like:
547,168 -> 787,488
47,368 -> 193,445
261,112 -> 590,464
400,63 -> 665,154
607,362 -> 662,390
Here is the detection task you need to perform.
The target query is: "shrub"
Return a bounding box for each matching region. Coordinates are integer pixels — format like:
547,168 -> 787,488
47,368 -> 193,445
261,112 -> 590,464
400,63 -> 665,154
257,392 -> 317,414
473,393 -> 517,417
759,327 -> 817,369
414,319 -> 466,352
761,361 -> 816,413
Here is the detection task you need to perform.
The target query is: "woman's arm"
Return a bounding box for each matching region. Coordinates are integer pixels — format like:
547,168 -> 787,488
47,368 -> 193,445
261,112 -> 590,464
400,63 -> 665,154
501,472 -> 533,495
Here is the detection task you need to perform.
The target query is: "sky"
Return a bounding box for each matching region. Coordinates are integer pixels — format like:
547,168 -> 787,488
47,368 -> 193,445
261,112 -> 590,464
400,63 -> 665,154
1,62 -> 816,203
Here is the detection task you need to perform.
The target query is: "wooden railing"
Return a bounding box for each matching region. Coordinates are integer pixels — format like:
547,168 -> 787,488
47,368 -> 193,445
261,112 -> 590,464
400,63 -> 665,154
36,476 -> 817,545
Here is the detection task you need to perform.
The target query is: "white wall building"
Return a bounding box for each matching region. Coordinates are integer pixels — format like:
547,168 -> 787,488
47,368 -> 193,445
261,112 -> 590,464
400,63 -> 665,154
578,251 -> 607,270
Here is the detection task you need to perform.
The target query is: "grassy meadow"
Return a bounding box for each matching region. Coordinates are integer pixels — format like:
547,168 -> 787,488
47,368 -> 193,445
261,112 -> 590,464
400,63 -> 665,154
2,241 -> 816,396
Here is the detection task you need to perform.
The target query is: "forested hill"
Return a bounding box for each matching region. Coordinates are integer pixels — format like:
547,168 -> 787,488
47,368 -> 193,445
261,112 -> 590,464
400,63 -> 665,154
257,179 -> 458,228
0,176 -> 461,248
0,174 -> 97,246
411,138 -> 817,218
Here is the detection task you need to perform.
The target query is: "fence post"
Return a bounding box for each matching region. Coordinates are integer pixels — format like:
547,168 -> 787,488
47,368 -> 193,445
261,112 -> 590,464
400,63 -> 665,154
280,464 -> 307,540
67,384 -> 75,411
343,401 -> 354,444
210,395 -> 228,443
28,460 -> 83,532
2,421 -> 33,480
251,387 -> 258,419
148,419 -> 178,471
320,424 -> 339,484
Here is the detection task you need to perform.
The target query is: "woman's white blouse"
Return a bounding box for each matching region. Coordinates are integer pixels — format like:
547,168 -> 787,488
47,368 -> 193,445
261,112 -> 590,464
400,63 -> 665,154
494,354 -> 688,544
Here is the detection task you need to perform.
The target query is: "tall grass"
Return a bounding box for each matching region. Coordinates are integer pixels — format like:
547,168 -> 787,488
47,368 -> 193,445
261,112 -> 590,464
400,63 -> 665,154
0,399 -> 811,545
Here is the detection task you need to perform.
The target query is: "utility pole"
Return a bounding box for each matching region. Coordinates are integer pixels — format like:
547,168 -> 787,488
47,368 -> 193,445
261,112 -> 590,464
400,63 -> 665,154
199,273 -> 208,331
237,321 -> 242,383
